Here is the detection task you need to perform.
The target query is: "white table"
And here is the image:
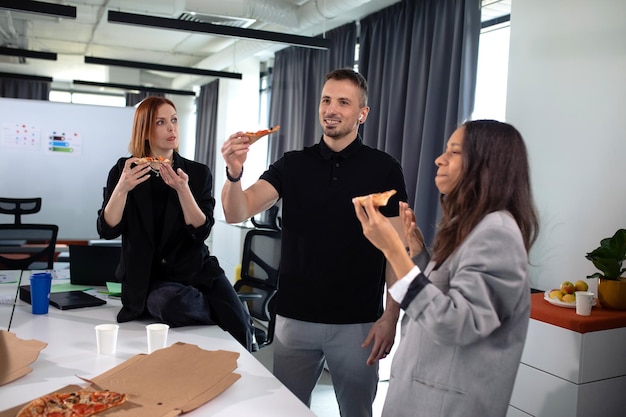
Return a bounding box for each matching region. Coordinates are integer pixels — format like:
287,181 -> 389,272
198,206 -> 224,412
0,274 -> 316,417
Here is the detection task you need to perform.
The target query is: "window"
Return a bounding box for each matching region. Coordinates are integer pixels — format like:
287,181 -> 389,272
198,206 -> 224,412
259,67 -> 271,128
472,0 -> 512,121
472,23 -> 510,121
49,90 -> 126,107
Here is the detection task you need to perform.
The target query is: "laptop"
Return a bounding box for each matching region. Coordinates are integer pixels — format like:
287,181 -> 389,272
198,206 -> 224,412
69,244 -> 121,286
19,286 -> 107,310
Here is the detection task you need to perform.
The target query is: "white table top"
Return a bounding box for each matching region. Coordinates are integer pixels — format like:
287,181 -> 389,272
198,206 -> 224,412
0,272 -> 315,417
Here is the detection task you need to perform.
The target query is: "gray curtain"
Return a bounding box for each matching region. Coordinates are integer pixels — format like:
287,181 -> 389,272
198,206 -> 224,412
267,22 -> 357,163
359,0 -> 480,245
0,75 -> 50,100
194,79 -> 220,189
126,91 -> 164,107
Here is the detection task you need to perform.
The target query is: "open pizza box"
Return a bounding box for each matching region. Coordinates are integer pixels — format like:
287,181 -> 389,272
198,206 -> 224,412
0,330 -> 48,386
0,342 -> 240,417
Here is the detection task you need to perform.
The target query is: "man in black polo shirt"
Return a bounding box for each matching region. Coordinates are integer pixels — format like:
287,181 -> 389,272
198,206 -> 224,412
221,68 -> 408,417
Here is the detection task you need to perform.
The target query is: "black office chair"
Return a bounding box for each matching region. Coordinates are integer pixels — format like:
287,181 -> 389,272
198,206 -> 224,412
0,197 -> 42,224
0,224 -> 59,270
235,226 -> 281,351
250,204 -> 281,230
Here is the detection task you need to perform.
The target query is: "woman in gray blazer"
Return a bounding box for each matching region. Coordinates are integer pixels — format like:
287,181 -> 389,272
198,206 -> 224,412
353,120 -> 539,417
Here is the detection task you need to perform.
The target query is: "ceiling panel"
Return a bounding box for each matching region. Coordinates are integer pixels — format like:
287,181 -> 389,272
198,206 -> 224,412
0,0 -> 510,93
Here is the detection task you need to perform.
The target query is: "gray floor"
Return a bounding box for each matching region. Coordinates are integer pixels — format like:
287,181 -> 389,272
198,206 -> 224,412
252,341 -> 390,417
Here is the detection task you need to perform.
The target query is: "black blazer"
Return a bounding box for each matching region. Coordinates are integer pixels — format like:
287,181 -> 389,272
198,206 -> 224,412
97,152 -> 224,322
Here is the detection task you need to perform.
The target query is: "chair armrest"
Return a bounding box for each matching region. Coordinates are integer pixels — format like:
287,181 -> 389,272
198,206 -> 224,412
237,293 -> 263,301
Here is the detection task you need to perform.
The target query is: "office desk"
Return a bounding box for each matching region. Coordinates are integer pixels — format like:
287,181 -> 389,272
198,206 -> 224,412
0,276 -> 315,417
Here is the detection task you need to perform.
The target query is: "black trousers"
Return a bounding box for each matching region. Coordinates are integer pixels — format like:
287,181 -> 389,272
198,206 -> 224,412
146,275 -> 254,351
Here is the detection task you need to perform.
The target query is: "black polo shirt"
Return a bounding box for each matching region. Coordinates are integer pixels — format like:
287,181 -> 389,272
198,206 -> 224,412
260,136 -> 407,323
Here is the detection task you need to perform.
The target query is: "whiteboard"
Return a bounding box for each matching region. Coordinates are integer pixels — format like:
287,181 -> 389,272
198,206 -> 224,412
0,98 -> 135,239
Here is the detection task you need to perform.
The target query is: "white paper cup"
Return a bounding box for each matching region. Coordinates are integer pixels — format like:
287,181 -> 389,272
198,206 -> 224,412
95,324 -> 119,355
146,323 -> 169,353
575,291 -> 594,316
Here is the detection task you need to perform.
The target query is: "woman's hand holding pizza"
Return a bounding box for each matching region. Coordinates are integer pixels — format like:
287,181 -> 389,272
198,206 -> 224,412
354,193 -> 418,282
353,191 -> 404,256
117,158 -> 151,193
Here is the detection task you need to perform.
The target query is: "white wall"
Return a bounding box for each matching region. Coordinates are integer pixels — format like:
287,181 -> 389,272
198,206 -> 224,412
506,0 -> 626,291
169,95 -> 197,159
209,56 -> 266,281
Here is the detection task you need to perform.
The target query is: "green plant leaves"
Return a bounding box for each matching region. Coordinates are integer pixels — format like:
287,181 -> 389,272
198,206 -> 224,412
585,229 -> 626,280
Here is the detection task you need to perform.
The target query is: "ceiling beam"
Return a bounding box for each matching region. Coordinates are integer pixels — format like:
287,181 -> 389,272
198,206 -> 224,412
0,0 -> 76,19
0,46 -> 57,61
481,14 -> 511,29
107,10 -> 331,50
84,56 -> 242,80
72,80 -> 196,96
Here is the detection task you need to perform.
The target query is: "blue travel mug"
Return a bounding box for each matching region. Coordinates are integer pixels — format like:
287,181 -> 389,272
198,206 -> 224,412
30,272 -> 52,314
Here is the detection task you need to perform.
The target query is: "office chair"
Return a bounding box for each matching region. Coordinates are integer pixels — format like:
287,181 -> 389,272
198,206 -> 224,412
0,224 -> 59,270
235,227 -> 281,351
250,204 -> 281,230
0,197 -> 42,224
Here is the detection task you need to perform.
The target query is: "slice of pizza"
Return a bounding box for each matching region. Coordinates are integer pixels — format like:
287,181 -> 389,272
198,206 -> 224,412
244,125 -> 280,144
137,155 -> 172,171
354,189 -> 397,207
16,390 -> 127,417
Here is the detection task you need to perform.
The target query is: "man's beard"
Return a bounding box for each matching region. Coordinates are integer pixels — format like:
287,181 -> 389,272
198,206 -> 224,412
323,124 -> 349,138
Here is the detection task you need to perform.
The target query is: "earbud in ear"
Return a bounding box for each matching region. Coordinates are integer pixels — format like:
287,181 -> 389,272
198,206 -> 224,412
359,115 -> 363,120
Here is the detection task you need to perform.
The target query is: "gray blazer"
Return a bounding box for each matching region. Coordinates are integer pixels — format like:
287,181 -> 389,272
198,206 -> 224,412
383,211 -> 530,417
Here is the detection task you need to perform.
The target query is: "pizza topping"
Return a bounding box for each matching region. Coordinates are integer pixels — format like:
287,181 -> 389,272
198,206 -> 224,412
244,125 -> 280,144
354,189 -> 397,207
137,155 -> 171,164
16,390 -> 127,417
136,155 -> 172,176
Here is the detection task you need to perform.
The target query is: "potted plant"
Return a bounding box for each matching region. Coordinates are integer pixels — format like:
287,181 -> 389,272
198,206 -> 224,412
585,228 -> 626,310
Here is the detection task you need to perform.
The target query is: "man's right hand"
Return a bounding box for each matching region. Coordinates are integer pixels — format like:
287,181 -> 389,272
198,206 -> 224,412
221,131 -> 251,176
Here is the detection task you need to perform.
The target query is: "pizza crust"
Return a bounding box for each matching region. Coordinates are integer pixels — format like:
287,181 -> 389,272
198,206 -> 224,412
354,189 -> 397,207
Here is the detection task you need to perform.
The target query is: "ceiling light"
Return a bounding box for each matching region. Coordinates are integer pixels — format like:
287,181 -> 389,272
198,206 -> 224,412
84,56 -> 241,79
108,10 -> 331,50
0,46 -> 57,61
0,72 -> 52,82
72,80 -> 196,96
0,0 -> 76,19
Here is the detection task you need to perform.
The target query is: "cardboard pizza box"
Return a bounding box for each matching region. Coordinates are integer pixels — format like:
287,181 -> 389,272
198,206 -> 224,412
0,342 -> 240,417
0,330 -> 47,386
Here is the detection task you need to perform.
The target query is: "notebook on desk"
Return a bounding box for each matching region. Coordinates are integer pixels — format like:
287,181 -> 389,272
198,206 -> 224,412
69,245 -> 121,286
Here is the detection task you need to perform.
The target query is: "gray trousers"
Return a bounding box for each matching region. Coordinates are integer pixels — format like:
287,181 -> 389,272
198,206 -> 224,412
273,315 -> 379,417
